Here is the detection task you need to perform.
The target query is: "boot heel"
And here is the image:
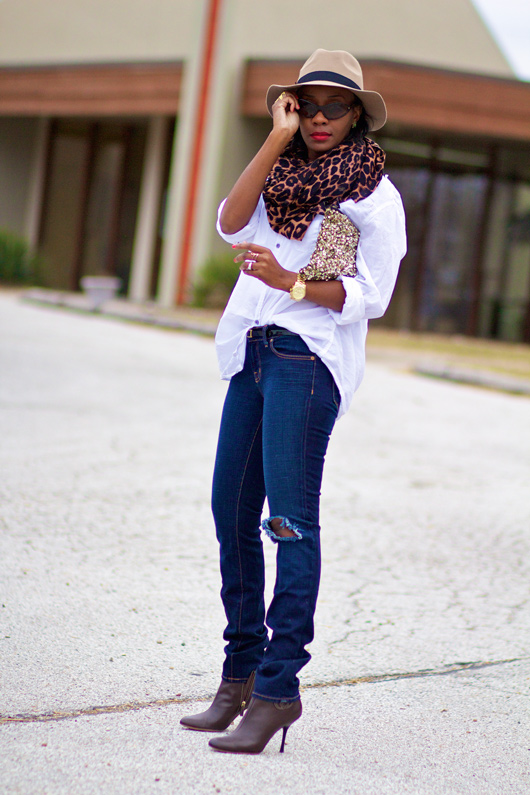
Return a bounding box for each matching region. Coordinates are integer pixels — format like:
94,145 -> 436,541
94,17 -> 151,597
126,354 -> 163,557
209,697 -> 302,755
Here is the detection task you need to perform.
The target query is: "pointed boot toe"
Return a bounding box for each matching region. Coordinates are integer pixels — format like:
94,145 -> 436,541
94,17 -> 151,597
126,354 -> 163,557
209,696 -> 302,754
180,672 -> 255,732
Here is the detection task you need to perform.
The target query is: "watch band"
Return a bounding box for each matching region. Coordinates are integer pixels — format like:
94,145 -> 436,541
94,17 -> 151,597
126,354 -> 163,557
289,276 -> 306,302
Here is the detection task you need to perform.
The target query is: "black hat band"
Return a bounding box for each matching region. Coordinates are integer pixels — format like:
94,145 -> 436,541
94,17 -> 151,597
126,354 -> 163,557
297,70 -> 361,91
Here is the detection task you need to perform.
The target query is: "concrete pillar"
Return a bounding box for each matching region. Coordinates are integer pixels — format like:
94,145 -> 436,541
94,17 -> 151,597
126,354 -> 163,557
157,0 -> 232,307
24,117 -> 51,249
128,115 -> 169,302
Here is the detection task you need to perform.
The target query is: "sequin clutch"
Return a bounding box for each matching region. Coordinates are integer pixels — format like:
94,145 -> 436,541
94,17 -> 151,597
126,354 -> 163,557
299,208 -> 360,282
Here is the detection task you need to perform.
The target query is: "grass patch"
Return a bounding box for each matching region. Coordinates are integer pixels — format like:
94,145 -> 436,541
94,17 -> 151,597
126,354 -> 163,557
0,229 -> 43,285
192,253 -> 239,309
368,328 -> 530,381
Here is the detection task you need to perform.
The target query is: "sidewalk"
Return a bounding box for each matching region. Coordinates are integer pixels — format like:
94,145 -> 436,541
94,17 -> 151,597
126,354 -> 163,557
22,287 -> 530,396
1,290 -> 529,794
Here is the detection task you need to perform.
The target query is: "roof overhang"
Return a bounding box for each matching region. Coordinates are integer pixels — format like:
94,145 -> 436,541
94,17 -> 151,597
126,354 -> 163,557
241,59 -> 530,142
0,62 -> 182,116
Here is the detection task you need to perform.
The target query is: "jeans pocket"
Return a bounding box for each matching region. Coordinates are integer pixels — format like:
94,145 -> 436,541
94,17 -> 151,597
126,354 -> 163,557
268,336 -> 316,361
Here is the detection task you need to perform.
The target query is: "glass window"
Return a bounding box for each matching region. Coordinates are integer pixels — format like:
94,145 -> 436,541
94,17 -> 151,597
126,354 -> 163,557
38,120 -> 146,293
499,184 -> 530,341
421,172 -> 487,334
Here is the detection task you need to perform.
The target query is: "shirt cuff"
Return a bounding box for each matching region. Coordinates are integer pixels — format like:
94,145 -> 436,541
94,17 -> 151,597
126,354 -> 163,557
327,275 -> 366,325
216,198 -> 260,245
328,258 -> 387,325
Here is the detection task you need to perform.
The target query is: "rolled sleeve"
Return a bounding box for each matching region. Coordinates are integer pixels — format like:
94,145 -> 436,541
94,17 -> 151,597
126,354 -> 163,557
330,187 -> 406,325
327,249 -> 384,325
327,275 -> 365,325
216,197 -> 263,245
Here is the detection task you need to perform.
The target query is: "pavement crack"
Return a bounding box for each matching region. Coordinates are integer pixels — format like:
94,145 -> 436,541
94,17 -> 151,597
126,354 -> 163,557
0,657 -> 523,726
301,657 -> 524,690
0,695 -> 201,726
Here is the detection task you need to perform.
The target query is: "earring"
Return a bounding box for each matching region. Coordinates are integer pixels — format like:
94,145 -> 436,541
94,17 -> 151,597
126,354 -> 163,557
351,121 -> 357,129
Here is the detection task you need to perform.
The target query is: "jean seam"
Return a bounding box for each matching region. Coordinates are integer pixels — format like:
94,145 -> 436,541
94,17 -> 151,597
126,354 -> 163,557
222,675 -> 250,683
301,374 -> 313,520
250,339 -> 262,384
231,415 -> 263,678
252,690 -> 300,703
329,368 -> 340,410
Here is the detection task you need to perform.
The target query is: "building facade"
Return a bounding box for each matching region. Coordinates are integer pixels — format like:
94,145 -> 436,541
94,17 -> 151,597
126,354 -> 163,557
1,0 -> 530,340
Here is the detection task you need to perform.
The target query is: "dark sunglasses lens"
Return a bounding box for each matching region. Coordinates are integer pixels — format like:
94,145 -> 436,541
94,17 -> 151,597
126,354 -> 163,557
324,103 -> 351,119
298,99 -> 351,120
298,100 -> 317,118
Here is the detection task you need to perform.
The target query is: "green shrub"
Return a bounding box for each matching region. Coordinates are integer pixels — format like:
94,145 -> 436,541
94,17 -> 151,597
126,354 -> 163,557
192,252 -> 239,308
0,229 -> 42,285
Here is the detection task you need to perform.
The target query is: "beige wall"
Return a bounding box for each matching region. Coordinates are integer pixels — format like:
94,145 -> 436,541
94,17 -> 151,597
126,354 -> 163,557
0,0 -> 198,64
229,0 -> 513,77
0,0 -> 516,302
190,0 -> 515,278
0,0 -> 512,77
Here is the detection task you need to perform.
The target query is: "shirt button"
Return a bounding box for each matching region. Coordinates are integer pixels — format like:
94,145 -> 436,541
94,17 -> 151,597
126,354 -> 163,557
276,243 -> 280,248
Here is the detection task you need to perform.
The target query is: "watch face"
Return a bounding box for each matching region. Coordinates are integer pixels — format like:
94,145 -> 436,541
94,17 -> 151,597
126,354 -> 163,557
291,280 -> 306,301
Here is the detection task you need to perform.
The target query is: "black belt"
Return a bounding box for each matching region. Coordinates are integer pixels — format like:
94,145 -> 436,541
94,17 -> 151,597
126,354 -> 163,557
247,325 -> 299,340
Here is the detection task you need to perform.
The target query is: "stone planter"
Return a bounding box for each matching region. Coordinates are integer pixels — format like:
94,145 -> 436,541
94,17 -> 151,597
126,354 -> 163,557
80,276 -> 122,311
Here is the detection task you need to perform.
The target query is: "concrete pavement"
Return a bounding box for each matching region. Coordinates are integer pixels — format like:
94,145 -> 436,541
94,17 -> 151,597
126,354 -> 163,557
1,291 -> 529,794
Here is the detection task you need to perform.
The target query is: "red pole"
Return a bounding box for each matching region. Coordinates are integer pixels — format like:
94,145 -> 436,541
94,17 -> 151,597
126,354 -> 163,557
175,0 -> 223,305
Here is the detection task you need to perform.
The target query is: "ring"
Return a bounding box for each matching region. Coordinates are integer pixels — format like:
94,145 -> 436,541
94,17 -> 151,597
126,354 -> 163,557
278,91 -> 286,102
244,260 -> 253,271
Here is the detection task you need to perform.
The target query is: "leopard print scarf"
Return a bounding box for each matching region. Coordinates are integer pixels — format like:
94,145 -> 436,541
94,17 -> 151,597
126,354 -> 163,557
263,132 -> 385,240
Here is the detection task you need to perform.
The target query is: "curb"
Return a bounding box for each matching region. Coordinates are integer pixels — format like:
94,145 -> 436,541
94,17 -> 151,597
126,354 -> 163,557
20,288 -> 530,398
21,289 -> 220,337
414,363 -> 530,396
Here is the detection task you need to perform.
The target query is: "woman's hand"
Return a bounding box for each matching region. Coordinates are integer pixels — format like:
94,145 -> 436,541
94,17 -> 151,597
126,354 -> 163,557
218,94 -> 298,235
233,242 -> 295,292
233,241 -> 347,311
271,91 -> 300,139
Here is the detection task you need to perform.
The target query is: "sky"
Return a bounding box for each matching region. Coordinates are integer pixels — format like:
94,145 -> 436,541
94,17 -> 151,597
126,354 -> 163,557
472,0 -> 530,80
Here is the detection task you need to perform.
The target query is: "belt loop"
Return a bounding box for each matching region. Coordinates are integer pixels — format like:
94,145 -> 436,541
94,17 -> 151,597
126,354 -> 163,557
262,325 -> 268,346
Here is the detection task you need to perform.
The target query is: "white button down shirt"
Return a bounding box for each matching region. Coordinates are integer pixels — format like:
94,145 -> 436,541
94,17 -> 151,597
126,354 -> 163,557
215,174 -> 407,418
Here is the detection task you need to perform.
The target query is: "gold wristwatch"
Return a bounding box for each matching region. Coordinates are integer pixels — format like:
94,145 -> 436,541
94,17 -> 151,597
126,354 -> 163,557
289,276 -> 306,302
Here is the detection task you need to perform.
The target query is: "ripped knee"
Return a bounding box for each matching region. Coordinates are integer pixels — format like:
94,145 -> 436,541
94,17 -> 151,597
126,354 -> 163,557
261,516 -> 302,543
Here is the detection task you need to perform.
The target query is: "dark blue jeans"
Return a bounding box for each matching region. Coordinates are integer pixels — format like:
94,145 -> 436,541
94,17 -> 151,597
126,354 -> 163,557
211,326 -> 340,702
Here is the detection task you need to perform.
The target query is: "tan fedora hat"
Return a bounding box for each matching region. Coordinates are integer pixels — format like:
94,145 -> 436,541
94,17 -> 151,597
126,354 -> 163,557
266,49 -> 387,131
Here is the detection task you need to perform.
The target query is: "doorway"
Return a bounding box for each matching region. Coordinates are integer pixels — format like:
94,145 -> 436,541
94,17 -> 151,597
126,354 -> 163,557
38,119 -> 147,293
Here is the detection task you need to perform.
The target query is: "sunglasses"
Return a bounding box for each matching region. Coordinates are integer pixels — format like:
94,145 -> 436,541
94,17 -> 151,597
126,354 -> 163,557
297,97 -> 355,120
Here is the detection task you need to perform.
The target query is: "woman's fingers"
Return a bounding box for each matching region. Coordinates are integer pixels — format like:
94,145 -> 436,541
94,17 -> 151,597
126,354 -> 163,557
232,242 -> 269,254
285,92 -> 299,112
233,243 -> 272,272
233,244 -> 266,274
271,91 -> 300,136
234,251 -> 264,264
232,242 -> 289,289
274,91 -> 299,111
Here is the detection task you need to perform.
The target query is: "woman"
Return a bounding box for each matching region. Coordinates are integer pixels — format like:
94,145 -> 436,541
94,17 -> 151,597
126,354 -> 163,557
180,49 -> 406,754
